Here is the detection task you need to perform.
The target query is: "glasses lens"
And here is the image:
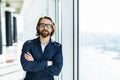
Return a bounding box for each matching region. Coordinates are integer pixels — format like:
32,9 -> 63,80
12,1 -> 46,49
46,24 -> 52,29
40,23 -> 52,29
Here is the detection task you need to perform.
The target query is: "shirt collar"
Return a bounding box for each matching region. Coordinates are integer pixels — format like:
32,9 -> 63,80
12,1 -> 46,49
36,37 -> 53,44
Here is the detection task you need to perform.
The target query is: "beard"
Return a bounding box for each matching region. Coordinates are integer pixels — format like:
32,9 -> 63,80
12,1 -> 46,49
40,29 -> 51,38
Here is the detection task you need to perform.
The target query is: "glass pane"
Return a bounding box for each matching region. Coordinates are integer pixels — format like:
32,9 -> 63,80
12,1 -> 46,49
79,0 -> 120,80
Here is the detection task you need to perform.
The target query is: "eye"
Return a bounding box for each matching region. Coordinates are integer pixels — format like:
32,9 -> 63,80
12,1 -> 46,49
40,23 -> 45,26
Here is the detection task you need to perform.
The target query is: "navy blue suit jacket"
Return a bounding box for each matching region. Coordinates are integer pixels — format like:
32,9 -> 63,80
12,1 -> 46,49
20,37 -> 63,80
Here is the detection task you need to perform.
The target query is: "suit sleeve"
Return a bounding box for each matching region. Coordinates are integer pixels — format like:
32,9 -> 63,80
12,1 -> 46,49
45,44 -> 63,76
20,40 -> 47,72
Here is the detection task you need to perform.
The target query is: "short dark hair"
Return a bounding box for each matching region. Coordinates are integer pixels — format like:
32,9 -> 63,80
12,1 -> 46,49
36,16 -> 56,36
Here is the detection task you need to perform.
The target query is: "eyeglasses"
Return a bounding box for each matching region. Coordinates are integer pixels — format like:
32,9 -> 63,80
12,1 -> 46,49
39,23 -> 52,29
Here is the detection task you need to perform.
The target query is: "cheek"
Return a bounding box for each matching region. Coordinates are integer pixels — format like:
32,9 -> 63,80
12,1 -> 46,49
49,29 -> 53,33
51,28 -> 53,32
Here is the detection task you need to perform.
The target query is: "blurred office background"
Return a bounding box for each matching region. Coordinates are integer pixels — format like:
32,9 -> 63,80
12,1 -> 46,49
0,0 -> 79,80
1,0 -> 120,80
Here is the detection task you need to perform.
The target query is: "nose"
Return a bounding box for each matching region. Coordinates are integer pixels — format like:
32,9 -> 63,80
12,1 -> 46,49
44,26 -> 48,29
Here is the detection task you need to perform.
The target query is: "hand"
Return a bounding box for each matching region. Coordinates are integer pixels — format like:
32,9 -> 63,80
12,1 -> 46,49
47,61 -> 53,66
24,52 -> 34,61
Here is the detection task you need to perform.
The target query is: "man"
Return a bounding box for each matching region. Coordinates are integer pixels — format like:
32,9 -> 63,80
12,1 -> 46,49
20,16 -> 63,80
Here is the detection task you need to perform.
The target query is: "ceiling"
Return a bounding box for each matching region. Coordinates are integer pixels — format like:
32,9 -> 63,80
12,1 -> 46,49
2,0 -> 24,14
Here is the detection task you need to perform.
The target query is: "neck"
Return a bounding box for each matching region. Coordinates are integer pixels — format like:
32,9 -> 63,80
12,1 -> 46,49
40,36 -> 50,45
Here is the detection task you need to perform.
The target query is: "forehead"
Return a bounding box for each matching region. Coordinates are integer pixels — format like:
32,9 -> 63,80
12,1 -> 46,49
40,19 -> 52,24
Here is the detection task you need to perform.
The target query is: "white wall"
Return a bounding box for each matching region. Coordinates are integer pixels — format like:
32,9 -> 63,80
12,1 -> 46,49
21,0 -> 49,41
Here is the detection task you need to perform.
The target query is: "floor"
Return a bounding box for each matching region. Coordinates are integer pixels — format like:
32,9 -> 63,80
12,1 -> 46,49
0,41 -> 25,80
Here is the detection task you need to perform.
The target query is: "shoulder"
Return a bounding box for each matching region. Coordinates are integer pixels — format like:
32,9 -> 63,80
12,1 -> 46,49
22,40 -> 32,48
51,40 -> 62,47
51,40 -> 62,53
54,42 -> 62,47
24,40 -> 32,44
22,38 -> 38,51
23,37 -> 38,45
